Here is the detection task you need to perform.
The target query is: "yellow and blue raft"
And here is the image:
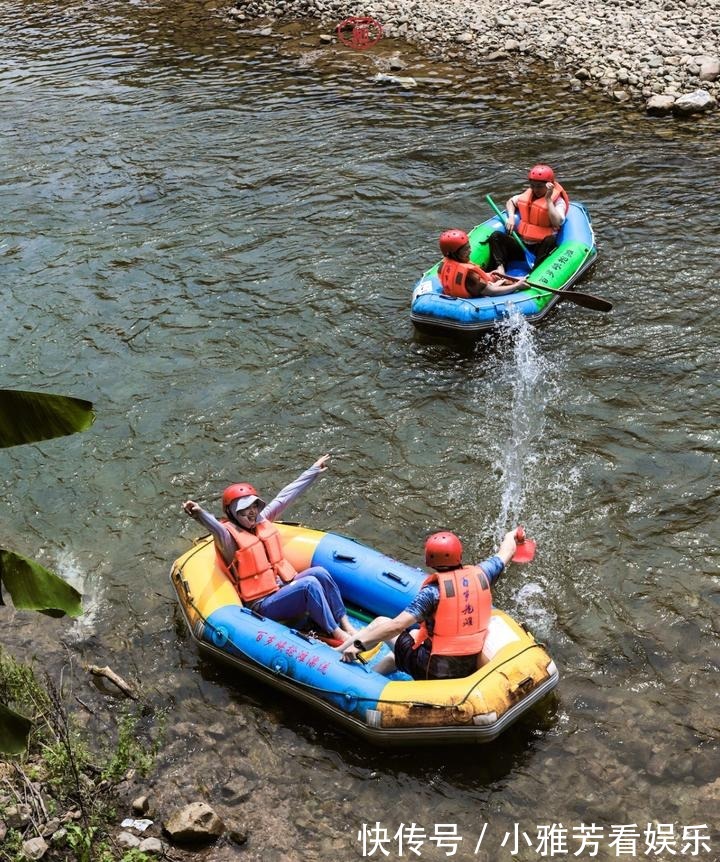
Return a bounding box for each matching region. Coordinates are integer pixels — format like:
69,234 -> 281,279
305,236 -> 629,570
170,524 -> 559,745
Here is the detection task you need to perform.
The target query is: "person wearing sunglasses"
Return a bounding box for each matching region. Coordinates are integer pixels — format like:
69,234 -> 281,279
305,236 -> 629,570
183,454 -> 355,643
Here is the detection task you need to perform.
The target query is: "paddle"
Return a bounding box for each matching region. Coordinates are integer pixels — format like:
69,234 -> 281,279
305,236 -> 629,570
486,193 -> 535,269
512,526 -> 537,564
523,281 -> 612,312
485,194 -> 612,313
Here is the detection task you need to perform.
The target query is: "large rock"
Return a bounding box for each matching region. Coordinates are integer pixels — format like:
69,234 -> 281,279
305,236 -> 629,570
131,795 -> 150,815
646,94 -> 676,114
699,58 -> 720,81
163,802 -> 225,845
673,89 -> 716,114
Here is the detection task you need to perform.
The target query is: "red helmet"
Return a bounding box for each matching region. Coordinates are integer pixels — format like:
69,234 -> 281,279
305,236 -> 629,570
222,482 -> 264,516
425,531 -> 463,568
439,229 -> 469,255
528,164 -> 555,182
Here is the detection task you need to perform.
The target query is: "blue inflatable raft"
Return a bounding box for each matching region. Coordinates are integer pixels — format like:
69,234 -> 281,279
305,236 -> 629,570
411,203 -> 597,336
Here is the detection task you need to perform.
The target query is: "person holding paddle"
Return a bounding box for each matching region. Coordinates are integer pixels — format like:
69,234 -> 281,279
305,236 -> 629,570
438,229 -> 525,298
337,529 -> 520,680
489,164 -> 570,274
183,455 -> 356,643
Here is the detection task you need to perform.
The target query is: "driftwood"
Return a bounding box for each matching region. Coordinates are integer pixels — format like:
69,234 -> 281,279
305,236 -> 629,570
86,665 -> 137,700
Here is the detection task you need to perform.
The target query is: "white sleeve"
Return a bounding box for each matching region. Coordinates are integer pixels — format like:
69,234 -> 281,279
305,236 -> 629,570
258,465 -> 322,523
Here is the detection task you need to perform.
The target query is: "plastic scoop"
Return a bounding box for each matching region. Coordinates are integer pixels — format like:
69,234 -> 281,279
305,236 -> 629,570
512,526 -> 536,563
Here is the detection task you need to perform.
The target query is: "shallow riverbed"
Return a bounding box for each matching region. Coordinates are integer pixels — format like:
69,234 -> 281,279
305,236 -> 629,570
2,1 -> 719,859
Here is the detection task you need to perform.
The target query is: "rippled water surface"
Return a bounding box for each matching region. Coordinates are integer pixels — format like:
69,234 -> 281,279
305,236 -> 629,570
2,1 -> 720,859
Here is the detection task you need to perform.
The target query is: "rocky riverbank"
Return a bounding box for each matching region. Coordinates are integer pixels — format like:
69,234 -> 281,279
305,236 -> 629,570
232,0 -> 719,115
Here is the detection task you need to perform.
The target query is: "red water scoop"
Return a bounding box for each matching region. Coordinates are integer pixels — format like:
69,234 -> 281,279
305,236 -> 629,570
512,526 -> 537,563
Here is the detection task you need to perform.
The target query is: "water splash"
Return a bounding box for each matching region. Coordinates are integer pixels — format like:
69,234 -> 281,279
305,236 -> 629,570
492,308 -> 557,538
54,550 -> 103,642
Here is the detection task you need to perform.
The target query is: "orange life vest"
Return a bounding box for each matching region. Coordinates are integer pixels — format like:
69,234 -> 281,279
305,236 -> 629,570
219,519 -> 297,603
516,182 -> 570,243
413,565 -> 492,657
439,259 -> 493,298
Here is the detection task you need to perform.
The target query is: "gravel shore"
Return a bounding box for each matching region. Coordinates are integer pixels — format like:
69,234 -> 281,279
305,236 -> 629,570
233,0 -> 719,115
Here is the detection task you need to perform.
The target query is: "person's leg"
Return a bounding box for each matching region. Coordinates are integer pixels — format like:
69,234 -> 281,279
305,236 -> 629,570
530,235 -> 558,269
373,653 -> 397,675
488,232 -> 524,273
296,566 -> 356,635
253,577 -> 343,639
393,630 -> 431,680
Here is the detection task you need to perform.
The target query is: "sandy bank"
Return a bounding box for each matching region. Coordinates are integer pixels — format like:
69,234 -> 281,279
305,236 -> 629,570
233,0 -> 719,115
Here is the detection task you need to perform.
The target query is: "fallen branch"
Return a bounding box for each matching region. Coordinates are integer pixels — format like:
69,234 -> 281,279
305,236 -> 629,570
74,696 -> 95,715
86,665 -> 137,700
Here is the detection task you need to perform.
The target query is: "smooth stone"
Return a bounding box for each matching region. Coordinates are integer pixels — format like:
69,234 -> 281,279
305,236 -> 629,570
646,93 -> 676,114
673,89 -> 716,113
22,838 -> 49,860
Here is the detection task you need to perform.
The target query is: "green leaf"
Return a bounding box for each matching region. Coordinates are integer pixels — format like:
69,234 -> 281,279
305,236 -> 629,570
0,549 -> 82,617
0,389 -> 95,449
0,701 -> 32,755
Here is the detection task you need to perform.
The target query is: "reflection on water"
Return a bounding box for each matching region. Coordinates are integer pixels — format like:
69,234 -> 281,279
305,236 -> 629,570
2,0 -> 720,858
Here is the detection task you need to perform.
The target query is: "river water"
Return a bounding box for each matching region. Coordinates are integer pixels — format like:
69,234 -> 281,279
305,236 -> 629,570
2,0 -> 719,859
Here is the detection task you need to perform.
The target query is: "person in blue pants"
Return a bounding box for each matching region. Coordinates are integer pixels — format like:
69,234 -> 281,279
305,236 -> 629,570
183,454 -> 356,642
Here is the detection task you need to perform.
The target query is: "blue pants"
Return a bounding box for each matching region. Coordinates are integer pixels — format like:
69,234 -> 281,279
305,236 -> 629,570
252,566 -> 347,635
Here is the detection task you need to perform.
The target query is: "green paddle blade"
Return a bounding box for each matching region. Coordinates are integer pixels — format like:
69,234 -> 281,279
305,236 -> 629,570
0,702 -> 33,755
0,549 -> 82,617
0,389 -> 95,449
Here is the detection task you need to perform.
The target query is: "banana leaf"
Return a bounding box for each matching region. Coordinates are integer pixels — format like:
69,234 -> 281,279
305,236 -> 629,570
0,702 -> 32,755
0,389 -> 95,448
0,549 -> 82,617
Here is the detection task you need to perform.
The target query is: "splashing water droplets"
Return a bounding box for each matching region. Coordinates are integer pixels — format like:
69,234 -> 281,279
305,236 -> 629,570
492,308 -> 558,537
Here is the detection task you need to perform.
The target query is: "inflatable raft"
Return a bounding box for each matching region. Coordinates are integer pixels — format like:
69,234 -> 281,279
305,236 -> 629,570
411,202 -> 597,336
171,524 -> 558,745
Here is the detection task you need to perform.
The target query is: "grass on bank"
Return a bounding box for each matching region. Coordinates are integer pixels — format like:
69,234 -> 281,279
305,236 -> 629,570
0,648 -> 163,862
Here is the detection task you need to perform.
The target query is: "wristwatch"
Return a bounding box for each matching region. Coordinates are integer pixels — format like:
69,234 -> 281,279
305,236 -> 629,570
353,639 -> 367,652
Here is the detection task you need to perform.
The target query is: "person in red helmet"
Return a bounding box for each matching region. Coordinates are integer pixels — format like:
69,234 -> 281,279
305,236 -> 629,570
183,455 -> 356,642
438,229 -> 524,298
337,529 -> 518,680
488,164 -> 570,274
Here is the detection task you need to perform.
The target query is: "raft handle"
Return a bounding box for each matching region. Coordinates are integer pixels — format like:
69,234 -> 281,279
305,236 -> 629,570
333,552 -> 357,563
240,606 -> 267,621
382,570 -> 409,587
290,629 -> 315,644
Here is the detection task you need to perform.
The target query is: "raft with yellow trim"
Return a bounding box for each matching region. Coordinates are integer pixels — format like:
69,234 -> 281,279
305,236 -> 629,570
170,524 -> 558,745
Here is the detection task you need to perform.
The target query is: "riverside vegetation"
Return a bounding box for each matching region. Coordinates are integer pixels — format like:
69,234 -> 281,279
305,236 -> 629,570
0,649 -> 162,862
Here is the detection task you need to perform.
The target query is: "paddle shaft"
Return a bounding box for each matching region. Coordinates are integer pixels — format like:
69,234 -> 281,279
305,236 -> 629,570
486,194 -> 532,253
525,280 -> 613,312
